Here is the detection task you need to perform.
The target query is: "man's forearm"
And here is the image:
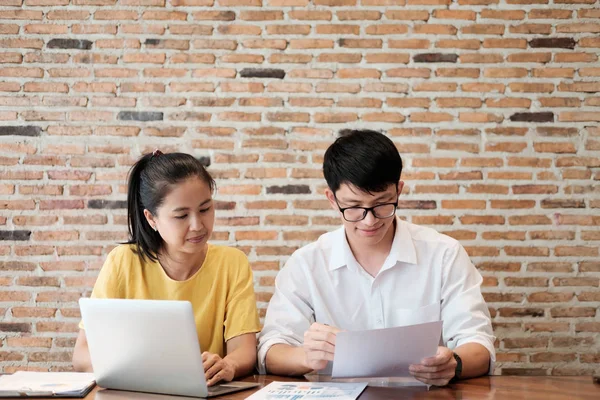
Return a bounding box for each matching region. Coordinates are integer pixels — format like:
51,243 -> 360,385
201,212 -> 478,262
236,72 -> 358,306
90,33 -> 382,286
265,344 -> 312,376
454,342 -> 492,379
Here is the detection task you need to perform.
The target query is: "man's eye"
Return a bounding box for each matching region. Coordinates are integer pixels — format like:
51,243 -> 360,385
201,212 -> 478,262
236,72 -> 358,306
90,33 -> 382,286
200,207 -> 211,213
175,215 -> 187,219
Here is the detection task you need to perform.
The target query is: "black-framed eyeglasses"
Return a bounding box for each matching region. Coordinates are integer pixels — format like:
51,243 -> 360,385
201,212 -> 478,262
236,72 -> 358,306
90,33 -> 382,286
335,198 -> 398,222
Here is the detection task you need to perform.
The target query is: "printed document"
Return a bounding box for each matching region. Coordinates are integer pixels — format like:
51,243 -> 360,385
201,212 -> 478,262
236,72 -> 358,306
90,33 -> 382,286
245,381 -> 367,400
0,372 -> 96,398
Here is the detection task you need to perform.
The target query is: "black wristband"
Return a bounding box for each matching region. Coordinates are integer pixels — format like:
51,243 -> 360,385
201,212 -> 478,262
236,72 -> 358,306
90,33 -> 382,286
452,352 -> 462,382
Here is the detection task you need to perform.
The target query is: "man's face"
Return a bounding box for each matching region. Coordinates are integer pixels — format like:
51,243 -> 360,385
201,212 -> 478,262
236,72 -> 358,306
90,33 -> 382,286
326,182 -> 403,247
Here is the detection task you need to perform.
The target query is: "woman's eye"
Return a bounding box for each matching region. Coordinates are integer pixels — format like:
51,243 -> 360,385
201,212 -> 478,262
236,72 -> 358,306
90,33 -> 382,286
175,215 -> 187,219
199,207 -> 211,213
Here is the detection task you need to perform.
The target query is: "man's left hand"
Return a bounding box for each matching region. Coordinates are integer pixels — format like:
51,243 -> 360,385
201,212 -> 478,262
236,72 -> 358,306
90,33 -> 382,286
409,346 -> 457,386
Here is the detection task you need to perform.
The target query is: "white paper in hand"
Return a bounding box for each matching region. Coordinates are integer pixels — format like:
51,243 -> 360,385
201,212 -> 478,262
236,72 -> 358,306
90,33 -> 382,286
332,320 -> 443,379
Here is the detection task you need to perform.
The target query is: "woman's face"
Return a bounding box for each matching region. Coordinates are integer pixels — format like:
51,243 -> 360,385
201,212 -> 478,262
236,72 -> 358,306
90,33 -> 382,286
144,176 -> 215,256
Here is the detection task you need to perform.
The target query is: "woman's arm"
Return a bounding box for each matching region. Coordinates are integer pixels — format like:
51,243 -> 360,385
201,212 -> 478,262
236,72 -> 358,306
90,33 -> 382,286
225,333 -> 258,379
203,333 -> 257,386
72,329 -> 93,372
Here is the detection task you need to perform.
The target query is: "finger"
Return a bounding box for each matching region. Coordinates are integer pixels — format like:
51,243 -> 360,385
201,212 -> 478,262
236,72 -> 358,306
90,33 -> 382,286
304,330 -> 338,346
206,371 -> 222,387
409,363 -> 451,374
306,350 -> 335,363
421,349 -> 453,366
304,340 -> 335,353
309,323 -> 341,334
410,368 -> 455,382
203,352 -> 218,363
304,343 -> 335,357
203,354 -> 220,373
411,372 -> 454,382
205,360 -> 223,381
306,359 -> 328,372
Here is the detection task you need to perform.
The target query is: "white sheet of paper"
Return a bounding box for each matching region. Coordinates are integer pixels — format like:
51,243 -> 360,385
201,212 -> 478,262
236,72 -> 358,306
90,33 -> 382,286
332,320 -> 443,379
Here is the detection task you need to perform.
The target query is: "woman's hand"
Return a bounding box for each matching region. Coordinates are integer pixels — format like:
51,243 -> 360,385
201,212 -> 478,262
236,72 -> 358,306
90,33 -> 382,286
202,352 -> 236,386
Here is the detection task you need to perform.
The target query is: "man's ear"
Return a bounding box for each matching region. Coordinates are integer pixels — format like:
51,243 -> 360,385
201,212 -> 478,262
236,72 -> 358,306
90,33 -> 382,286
325,188 -> 338,212
397,180 -> 405,196
143,209 -> 157,231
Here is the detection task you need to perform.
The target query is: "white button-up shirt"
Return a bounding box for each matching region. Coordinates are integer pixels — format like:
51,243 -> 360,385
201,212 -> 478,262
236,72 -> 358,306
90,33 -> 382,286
257,218 -> 496,373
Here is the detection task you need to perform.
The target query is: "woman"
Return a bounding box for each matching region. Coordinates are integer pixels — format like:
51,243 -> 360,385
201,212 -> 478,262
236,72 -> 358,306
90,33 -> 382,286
72,151 -> 261,386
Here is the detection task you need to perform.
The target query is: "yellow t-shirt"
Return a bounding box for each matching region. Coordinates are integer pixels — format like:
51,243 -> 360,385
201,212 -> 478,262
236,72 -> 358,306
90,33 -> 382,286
83,243 -> 261,358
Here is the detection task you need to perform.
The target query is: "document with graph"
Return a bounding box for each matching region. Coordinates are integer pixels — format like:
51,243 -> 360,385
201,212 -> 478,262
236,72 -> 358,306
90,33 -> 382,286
0,372 -> 96,398
245,381 -> 367,400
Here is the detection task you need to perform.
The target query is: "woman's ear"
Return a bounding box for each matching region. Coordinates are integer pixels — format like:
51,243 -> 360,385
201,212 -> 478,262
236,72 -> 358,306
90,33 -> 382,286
143,209 -> 157,231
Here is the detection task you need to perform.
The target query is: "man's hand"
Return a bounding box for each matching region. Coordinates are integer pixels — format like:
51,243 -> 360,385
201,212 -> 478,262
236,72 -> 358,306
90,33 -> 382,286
409,346 -> 457,386
302,323 -> 341,371
202,352 -> 236,387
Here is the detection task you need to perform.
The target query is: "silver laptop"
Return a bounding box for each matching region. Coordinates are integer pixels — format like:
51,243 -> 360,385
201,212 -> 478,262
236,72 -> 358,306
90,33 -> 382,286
79,298 -> 259,398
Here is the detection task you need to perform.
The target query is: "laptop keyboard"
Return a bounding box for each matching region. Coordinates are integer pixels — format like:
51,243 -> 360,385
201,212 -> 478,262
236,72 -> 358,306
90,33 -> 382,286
207,385 -> 232,396
207,383 -> 244,396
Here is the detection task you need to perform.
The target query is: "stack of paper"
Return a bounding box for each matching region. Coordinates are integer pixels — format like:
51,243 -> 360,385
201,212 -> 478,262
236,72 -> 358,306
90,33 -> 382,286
245,382 -> 367,400
0,372 -> 96,398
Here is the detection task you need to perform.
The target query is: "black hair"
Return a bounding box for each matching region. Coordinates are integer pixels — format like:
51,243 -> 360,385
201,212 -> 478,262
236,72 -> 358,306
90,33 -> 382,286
323,129 -> 402,193
126,152 -> 216,262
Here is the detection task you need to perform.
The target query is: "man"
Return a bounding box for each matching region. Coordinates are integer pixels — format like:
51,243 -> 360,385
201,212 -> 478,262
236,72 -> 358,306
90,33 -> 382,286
257,129 -> 495,386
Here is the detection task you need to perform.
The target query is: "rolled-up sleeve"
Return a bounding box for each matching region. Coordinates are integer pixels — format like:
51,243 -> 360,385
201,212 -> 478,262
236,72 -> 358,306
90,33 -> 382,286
257,254 -> 315,374
440,242 -> 496,372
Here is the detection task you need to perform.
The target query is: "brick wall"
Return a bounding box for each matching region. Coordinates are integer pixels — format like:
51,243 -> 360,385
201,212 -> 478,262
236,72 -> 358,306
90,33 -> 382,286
0,0 -> 599,375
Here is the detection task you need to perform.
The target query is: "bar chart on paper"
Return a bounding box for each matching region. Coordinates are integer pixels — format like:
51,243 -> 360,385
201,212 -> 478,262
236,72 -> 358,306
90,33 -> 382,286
244,382 -> 367,400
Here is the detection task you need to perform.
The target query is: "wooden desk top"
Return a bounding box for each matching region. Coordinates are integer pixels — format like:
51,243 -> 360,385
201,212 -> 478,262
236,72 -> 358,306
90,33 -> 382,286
84,375 -> 598,400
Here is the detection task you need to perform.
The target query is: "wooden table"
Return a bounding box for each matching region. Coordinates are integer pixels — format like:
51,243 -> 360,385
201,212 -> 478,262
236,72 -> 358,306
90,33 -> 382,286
84,375 -> 598,400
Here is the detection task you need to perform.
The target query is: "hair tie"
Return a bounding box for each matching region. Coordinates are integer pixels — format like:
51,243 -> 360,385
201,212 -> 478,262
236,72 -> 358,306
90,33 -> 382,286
152,149 -> 163,158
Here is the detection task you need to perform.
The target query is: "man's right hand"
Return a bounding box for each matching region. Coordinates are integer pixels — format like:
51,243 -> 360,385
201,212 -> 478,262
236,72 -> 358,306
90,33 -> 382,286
302,323 -> 341,371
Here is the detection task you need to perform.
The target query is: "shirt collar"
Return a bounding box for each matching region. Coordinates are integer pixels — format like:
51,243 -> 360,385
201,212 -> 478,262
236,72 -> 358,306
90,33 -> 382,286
329,225 -> 348,271
328,216 -> 417,271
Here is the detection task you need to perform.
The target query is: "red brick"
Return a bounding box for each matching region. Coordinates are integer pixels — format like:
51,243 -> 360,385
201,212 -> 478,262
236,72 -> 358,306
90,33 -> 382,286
0,10 -> 43,20
460,216 -> 505,225
0,200 -> 36,210
36,322 -> 79,333
337,11 -> 381,20
576,323 -> 600,332
386,10 -> 429,20
551,307 -> 596,318
555,52 -> 598,62
389,39 -> 430,49
315,113 -> 358,123
503,337 -> 549,349
555,246 -> 598,257
6,337 -> 53,348
245,201 -> 286,210
365,53 -> 410,64
413,24 -> 457,35
265,215 -> 309,226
